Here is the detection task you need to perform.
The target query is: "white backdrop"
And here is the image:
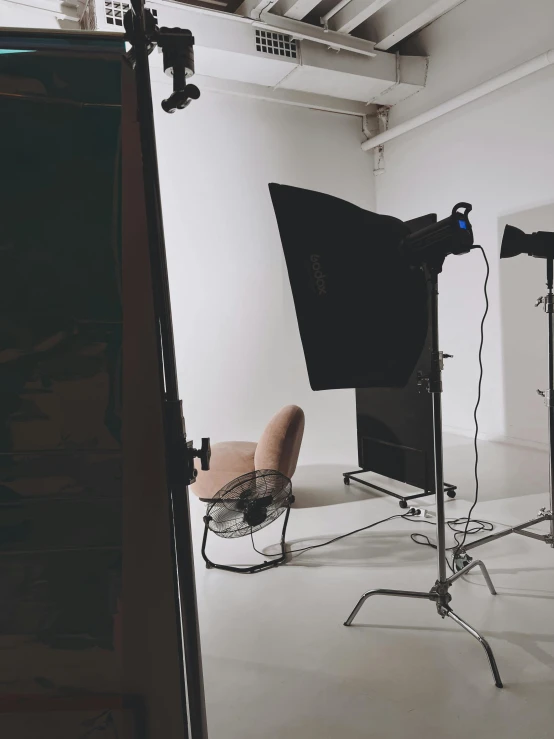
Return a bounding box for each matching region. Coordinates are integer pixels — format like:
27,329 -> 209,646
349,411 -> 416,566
154,89 -> 375,464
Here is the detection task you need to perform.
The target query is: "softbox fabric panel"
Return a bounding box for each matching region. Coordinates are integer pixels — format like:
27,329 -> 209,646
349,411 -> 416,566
269,184 -> 428,389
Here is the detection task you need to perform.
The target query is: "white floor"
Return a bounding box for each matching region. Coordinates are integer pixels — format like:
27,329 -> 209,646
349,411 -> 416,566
191,435 -> 554,739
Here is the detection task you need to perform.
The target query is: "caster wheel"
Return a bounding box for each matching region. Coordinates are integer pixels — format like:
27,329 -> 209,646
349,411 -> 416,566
447,489 -> 456,499
399,499 -> 408,509
344,477 -> 350,486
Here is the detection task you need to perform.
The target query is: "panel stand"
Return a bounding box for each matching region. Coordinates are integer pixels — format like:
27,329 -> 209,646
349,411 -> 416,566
455,256 -> 554,563
344,264 -> 503,688
343,470 -> 457,508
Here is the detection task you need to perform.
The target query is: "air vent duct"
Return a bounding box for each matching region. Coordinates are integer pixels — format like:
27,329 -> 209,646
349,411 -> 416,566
255,29 -> 297,60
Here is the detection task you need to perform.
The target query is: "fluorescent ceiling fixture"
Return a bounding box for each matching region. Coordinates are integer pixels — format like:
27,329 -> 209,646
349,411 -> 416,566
0,49 -> 36,54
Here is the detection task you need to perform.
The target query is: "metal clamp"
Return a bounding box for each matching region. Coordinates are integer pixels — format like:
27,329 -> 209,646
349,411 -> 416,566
430,580 -> 452,617
187,438 -> 211,485
438,351 -> 453,370
537,389 -> 554,407
536,294 -> 554,313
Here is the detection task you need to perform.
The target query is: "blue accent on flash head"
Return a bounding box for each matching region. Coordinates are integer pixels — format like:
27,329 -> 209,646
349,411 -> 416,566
458,219 -> 467,229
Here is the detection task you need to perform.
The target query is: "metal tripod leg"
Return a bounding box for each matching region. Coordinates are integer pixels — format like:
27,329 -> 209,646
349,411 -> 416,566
344,589 -> 435,626
344,586 -> 503,688
445,607 -> 503,688
446,559 -> 497,595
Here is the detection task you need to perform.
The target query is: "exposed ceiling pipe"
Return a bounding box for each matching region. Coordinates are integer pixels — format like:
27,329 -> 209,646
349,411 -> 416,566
362,48 -> 554,151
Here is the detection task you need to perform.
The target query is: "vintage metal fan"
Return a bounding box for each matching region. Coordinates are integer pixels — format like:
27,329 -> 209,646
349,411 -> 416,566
201,469 -> 294,574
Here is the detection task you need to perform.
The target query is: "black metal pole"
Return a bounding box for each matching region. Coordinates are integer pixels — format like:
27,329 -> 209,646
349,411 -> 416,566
427,266 -> 447,584
547,257 -> 554,546
127,1 -> 208,736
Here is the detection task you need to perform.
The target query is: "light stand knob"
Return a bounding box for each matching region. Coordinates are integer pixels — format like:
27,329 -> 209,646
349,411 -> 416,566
191,437 -> 211,471
161,84 -> 200,113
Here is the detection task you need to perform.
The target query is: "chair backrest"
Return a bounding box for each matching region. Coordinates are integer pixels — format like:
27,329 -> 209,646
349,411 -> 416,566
254,405 -> 305,479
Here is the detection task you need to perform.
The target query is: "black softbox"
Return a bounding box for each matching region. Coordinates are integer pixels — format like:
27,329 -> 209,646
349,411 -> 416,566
269,184 -> 429,390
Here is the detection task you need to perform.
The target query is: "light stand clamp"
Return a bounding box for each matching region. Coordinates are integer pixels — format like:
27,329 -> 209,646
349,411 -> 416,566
124,4 -> 200,113
536,295 -> 553,311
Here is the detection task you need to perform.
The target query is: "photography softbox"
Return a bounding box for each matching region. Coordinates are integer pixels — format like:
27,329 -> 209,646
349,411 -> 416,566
269,184 -> 429,390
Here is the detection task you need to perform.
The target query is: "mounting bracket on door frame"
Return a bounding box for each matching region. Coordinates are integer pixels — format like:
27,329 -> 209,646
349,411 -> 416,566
363,106 -> 390,175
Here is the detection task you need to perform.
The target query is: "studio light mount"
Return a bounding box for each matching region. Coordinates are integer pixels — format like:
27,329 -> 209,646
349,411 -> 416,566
401,202 -> 474,270
124,0 -> 200,113
501,225 -> 554,260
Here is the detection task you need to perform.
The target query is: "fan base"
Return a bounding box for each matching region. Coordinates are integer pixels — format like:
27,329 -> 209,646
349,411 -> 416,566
201,505 -> 292,574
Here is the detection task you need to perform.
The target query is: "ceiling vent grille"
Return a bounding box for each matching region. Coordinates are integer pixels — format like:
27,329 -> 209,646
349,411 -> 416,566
255,29 -> 297,60
105,0 -> 129,26
80,0 -> 157,30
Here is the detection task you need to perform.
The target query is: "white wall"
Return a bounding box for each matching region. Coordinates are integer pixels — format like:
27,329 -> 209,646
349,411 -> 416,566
154,87 -> 375,463
0,0 -> 77,28
375,0 -> 554,447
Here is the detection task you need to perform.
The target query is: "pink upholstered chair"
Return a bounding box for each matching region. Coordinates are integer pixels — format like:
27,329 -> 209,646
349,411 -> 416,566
192,405 -> 305,573
192,405 -> 305,501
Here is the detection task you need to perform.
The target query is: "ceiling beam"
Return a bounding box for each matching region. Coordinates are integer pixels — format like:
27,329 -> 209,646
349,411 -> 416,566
374,0 -> 467,50
278,0 -> 324,21
327,0 -> 393,35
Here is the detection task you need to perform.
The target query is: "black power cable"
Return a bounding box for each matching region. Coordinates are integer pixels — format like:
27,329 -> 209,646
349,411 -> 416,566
411,246 -> 492,570
250,510 -> 422,561
453,245 -> 490,559
409,516 -> 493,573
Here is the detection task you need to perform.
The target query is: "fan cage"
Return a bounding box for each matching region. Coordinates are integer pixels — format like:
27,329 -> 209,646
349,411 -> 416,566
206,469 -> 292,539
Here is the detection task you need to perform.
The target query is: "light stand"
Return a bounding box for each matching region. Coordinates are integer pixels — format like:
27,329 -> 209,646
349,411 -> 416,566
124,2 -> 208,738
454,237 -> 554,566
344,260 -> 503,689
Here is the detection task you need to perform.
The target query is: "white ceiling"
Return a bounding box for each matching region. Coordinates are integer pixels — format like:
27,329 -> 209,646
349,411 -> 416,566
239,0 -> 468,50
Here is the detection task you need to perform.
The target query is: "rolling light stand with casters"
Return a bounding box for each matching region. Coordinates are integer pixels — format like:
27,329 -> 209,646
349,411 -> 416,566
454,228 -> 554,572
344,208 -> 503,688
343,469 -> 457,509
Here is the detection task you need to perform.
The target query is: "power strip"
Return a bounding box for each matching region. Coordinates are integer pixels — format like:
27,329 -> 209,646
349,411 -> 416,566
410,508 -> 435,520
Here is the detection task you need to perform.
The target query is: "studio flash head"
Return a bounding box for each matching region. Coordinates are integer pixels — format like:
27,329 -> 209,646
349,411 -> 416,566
401,202 -> 474,269
501,225 -> 554,260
